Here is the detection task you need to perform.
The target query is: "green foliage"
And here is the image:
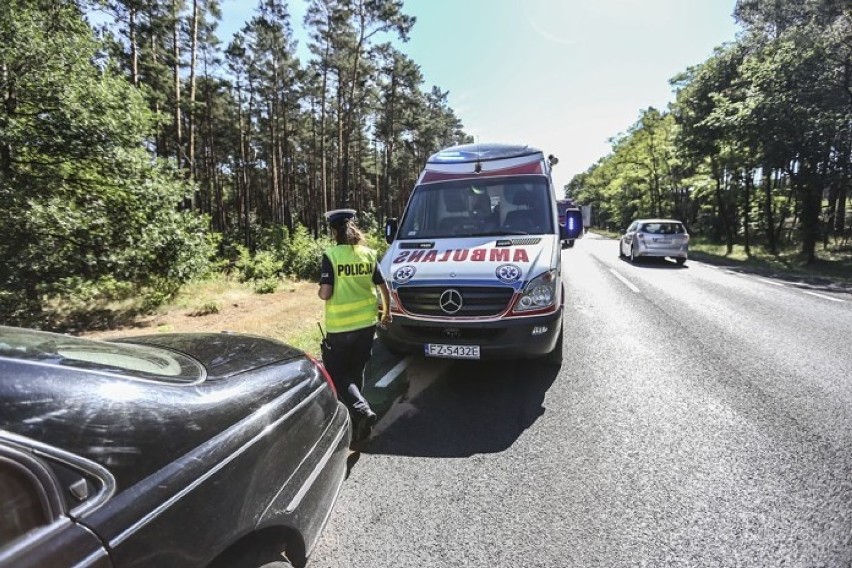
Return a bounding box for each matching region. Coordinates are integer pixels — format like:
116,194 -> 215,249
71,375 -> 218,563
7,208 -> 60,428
0,1 -> 216,325
570,3 -> 852,264
227,221 -> 390,288
234,246 -> 283,282
284,225 -> 333,281
569,108 -> 685,232
253,278 -> 279,294
189,300 -> 221,317
356,209 -> 390,258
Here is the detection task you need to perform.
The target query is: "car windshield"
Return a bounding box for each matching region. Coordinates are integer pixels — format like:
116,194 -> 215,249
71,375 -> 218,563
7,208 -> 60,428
0,327 -> 204,383
640,222 -> 685,235
397,176 -> 554,239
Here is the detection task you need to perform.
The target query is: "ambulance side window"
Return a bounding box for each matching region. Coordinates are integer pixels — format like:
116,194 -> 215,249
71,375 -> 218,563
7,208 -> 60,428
407,189 -> 438,236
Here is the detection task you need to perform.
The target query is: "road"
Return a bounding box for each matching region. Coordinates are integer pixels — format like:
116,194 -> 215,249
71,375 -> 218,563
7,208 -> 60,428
311,233 -> 852,568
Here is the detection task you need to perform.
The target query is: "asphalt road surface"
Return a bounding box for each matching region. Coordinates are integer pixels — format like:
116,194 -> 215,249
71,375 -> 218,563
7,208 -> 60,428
311,234 -> 852,568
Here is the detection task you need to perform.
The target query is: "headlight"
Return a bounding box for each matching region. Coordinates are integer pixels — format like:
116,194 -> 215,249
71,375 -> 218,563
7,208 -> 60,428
514,269 -> 557,312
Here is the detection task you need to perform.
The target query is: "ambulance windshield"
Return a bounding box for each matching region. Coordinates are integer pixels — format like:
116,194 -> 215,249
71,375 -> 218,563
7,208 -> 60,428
397,176 -> 554,239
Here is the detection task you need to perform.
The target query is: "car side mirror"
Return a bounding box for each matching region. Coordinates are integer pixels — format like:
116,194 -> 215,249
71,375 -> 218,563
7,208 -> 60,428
561,210 -> 583,240
384,218 -> 398,244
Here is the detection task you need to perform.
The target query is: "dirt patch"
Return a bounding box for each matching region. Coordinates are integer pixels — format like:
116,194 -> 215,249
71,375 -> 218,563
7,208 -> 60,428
82,279 -> 324,346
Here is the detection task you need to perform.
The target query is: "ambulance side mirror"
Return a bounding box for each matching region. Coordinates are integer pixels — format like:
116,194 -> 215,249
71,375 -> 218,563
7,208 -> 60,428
561,210 -> 583,240
384,218 -> 398,244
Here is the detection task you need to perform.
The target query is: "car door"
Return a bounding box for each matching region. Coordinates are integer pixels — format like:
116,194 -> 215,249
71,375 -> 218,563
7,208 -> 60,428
622,221 -> 637,254
0,443 -> 111,568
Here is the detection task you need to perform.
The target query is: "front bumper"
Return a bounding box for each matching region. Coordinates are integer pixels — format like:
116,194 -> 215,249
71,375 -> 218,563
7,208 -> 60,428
378,308 -> 563,360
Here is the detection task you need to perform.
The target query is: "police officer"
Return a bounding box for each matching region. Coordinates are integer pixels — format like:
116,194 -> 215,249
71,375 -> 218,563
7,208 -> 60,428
318,208 -> 391,443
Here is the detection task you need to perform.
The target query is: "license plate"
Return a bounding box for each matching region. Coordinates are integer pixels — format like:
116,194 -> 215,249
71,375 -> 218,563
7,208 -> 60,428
655,238 -> 672,244
425,344 -> 481,360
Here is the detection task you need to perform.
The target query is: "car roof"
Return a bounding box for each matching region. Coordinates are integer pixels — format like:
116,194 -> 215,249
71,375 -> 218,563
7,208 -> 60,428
635,218 -> 684,224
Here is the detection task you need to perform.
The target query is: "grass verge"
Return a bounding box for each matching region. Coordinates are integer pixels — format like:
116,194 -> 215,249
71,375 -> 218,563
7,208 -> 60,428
688,240 -> 852,284
82,274 -> 326,354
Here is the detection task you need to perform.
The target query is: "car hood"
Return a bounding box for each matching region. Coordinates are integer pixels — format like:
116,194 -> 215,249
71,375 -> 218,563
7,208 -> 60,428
380,235 -> 557,290
116,333 -> 303,379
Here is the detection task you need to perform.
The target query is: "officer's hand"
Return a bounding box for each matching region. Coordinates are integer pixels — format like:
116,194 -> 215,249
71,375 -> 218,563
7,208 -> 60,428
380,313 -> 392,328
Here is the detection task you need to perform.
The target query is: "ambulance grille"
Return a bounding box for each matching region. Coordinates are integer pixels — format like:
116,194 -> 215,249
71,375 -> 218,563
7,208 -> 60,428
397,286 -> 514,317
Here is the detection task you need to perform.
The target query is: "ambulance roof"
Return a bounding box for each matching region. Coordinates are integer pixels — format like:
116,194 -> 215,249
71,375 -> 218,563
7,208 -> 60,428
427,143 -> 543,165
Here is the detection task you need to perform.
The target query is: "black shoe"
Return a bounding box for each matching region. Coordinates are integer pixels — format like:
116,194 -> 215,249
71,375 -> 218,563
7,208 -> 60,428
348,385 -> 377,422
351,415 -> 372,445
360,407 -> 378,425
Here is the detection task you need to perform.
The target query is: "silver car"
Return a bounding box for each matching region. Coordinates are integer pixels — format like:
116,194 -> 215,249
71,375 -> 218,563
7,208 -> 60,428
619,219 -> 689,265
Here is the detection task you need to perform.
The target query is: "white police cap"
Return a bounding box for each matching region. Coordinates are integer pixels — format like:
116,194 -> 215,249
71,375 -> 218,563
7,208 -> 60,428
324,208 -> 356,226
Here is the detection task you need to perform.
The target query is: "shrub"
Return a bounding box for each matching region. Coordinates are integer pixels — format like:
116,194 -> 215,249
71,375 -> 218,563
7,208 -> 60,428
234,245 -> 283,283
254,278 -> 279,294
223,221 -> 386,291
284,225 -> 332,281
189,300 -> 220,316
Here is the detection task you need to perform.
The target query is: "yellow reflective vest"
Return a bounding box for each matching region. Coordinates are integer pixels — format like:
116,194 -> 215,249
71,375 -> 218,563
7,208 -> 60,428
324,245 -> 379,333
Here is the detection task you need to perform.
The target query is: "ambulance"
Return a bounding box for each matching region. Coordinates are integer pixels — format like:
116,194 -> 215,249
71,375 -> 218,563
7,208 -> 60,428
379,143 -> 583,362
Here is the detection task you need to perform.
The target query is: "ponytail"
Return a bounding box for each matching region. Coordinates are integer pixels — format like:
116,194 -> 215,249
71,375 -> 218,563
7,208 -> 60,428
333,219 -> 365,246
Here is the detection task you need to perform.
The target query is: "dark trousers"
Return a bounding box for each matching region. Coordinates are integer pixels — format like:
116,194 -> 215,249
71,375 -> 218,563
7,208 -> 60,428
321,325 -> 376,408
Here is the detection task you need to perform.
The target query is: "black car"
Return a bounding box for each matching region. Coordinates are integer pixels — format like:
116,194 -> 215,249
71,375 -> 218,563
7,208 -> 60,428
0,326 -> 350,568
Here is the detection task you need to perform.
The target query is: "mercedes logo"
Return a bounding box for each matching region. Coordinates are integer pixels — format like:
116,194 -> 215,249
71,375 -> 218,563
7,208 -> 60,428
439,289 -> 463,315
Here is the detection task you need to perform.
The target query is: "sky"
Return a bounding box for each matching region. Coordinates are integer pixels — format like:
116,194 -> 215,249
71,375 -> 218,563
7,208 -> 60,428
219,0 -> 740,190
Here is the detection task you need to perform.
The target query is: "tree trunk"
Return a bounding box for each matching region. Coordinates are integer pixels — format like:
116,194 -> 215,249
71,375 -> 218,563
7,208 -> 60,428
268,97 -> 280,225
835,183 -> 848,236
743,169 -> 752,257
794,163 -> 821,265
336,67 -> 343,207
383,65 -> 397,220
147,0 -> 163,156
774,169 -> 790,247
763,165 -> 777,254
171,0 -> 183,168
318,10 -> 332,216
340,1 -> 369,207
824,179 -> 839,248
187,0 -> 199,186
235,79 -> 249,246
713,163 -> 734,254
800,181 -> 821,264
129,7 -> 139,87
1,63 -> 15,178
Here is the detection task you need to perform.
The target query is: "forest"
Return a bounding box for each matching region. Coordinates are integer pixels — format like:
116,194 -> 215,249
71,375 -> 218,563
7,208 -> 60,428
0,0 -> 469,326
568,0 -> 852,265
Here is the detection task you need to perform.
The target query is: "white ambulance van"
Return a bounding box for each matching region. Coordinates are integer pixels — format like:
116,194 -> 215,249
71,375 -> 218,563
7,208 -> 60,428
379,143 -> 583,363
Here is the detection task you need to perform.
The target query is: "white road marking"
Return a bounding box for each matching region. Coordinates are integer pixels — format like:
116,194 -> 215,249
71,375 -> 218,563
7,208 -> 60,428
801,290 -> 844,303
757,278 -> 785,287
609,269 -> 640,293
375,356 -> 412,388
